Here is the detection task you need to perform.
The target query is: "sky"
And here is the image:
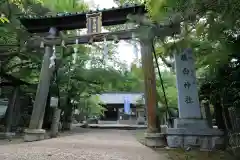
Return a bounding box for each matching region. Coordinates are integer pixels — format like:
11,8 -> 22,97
84,0 -> 138,67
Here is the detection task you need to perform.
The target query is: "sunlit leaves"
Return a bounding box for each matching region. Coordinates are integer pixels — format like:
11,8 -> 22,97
0,15 -> 9,23
114,0 -> 143,6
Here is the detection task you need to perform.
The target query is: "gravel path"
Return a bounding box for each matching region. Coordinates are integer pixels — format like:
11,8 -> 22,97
0,129 -> 169,160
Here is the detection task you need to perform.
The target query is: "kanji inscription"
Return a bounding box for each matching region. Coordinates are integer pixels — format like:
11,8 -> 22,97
181,54 -> 188,61
184,81 -> 191,89
174,48 -> 201,118
86,12 -> 102,34
182,68 -> 190,75
185,96 -> 193,104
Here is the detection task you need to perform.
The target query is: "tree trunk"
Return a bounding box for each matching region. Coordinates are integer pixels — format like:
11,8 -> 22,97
20,96 -> 33,128
43,94 -> 52,130
5,87 -> 19,134
201,100 -> 213,128
11,92 -> 21,131
62,97 -> 73,130
50,107 -> 61,137
223,106 -> 232,130
62,108 -> 73,130
214,101 -> 225,129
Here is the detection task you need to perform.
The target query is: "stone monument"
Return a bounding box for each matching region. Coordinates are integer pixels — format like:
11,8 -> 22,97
166,48 -> 224,150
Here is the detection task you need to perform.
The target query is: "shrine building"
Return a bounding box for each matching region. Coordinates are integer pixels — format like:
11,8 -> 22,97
97,92 -> 146,124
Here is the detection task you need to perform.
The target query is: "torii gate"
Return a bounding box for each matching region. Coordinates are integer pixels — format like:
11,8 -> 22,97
19,4 -> 180,146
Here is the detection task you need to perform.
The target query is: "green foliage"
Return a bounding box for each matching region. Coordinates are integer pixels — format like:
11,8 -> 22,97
41,0 -> 88,13
115,0 -> 143,5
142,0 -> 240,112
157,72 -> 177,108
0,16 -> 9,23
78,94 -> 106,117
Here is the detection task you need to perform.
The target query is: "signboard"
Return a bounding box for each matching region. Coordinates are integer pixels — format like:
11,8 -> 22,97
86,12 -> 102,34
50,97 -> 59,108
0,99 -> 8,118
124,96 -> 131,115
174,48 -> 201,118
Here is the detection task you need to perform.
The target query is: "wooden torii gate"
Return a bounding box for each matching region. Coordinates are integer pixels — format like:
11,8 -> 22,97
19,4 -> 180,146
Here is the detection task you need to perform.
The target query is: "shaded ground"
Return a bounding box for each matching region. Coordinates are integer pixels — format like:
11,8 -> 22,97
0,128 -> 168,160
156,148 -> 235,160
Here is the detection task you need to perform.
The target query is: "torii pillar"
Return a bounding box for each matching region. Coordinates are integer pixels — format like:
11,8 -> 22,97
24,27 -> 57,142
140,37 -> 165,147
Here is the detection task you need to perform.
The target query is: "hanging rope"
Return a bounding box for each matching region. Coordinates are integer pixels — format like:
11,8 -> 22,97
151,40 -> 170,125
49,45 -> 56,68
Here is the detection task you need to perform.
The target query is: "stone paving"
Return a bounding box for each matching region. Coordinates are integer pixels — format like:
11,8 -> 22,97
0,128 -> 169,160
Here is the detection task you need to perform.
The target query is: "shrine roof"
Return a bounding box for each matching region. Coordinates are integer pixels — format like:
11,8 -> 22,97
19,4 -> 146,33
95,92 -> 144,104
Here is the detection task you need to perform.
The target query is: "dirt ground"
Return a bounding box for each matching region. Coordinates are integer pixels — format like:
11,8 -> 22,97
156,149 -> 235,160
0,128 -> 235,160
0,128 -> 169,160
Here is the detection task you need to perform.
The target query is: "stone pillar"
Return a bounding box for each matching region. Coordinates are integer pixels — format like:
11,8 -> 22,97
172,48 -> 205,129
24,27 -> 57,142
140,38 -> 165,147
175,48 -> 201,119
166,49 -> 224,150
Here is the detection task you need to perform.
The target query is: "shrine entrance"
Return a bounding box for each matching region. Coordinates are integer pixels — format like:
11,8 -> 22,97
19,4 -> 180,147
101,106 -> 118,121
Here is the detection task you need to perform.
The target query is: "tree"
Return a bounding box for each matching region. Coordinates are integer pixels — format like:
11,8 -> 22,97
41,0 -> 88,13
140,0 -> 240,132
77,94 -> 106,119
